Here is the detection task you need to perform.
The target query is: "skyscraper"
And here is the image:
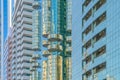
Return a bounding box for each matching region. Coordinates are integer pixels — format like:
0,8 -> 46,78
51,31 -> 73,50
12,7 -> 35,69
30,0 -> 41,80
7,30 -> 13,80
3,0 -> 42,80
11,0 -> 40,79
42,0 -> 72,80
3,39 -> 9,80
3,29 -> 13,80
72,0 -> 120,80
3,0 -> 72,80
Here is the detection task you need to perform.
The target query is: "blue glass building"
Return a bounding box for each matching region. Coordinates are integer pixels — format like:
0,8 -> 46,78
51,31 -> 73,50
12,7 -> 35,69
72,0 -> 120,80
42,0 -> 72,80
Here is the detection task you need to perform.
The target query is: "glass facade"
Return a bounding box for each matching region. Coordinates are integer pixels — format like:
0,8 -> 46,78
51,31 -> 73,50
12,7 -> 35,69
31,0 -> 41,80
72,0 -> 82,79
32,0 -> 42,50
42,0 -> 72,80
72,0 -> 120,80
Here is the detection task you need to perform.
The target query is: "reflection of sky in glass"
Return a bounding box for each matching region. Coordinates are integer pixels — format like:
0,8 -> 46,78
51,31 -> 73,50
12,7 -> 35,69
51,0 -> 57,34
72,0 -> 120,80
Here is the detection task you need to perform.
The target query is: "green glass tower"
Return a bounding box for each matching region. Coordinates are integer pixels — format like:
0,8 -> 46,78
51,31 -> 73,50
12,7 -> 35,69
42,0 -> 72,80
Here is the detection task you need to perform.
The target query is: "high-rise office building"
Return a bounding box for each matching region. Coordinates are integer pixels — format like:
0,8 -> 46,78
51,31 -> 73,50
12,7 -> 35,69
41,0 -> 72,80
72,0 -> 120,80
30,0 -> 41,80
7,31 -> 13,80
3,29 -> 13,80
3,39 -> 8,80
11,0 -> 41,79
2,0 -> 16,80
3,0 -> 41,80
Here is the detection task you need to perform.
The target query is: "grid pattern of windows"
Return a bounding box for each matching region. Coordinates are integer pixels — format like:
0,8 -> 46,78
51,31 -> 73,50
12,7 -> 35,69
73,0 -> 120,80
82,0 -> 107,79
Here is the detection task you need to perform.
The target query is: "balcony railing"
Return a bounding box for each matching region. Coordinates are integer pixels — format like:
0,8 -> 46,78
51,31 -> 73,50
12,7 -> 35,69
42,40 -> 50,47
30,66 -> 36,71
66,47 -> 72,53
32,54 -> 41,59
42,31 -> 49,38
66,36 -> 72,43
32,1 -> 40,8
32,62 -> 41,68
48,34 -> 63,41
48,44 -> 63,52
42,50 -> 51,57
67,26 -> 72,32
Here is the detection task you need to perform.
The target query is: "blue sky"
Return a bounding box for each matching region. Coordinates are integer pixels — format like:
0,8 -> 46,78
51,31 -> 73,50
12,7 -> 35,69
3,0 -> 8,41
